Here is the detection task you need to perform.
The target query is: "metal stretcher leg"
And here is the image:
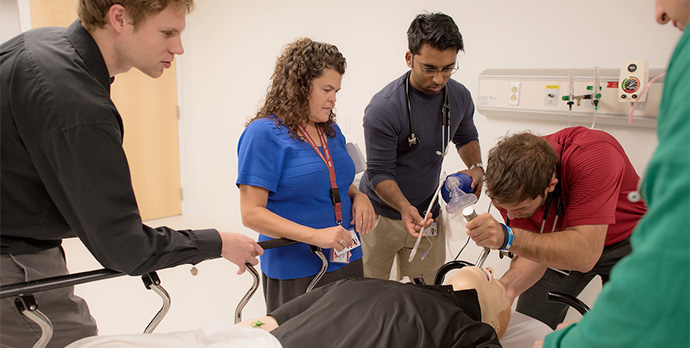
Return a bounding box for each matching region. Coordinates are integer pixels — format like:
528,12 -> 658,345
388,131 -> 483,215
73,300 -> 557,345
141,272 -> 171,334
14,294 -> 53,348
306,247 -> 327,292
234,240 -> 328,323
234,264 -> 260,324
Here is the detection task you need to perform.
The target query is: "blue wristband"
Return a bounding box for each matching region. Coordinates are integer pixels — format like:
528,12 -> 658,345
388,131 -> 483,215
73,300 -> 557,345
499,223 -> 514,250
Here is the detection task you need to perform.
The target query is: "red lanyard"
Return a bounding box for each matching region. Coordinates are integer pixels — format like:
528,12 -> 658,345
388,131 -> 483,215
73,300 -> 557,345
298,124 -> 343,225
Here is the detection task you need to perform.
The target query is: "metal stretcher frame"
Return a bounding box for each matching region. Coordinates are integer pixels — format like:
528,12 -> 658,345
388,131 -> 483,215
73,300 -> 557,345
233,238 -> 329,324
0,238 -> 327,348
1,270 -> 171,348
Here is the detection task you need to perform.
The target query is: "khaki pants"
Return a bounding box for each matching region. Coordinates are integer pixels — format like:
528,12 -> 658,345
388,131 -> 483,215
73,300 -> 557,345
1,247 -> 98,348
361,215 -> 446,284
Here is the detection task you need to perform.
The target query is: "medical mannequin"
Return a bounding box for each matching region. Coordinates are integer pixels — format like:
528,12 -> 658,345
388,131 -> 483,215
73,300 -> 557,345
239,266 -> 510,346
446,266 -> 511,337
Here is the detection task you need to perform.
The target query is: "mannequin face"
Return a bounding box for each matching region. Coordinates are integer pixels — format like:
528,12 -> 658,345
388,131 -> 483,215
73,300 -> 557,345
445,266 -> 511,338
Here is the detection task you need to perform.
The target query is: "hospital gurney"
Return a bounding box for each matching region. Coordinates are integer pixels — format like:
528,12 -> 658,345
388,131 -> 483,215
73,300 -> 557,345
0,238 -> 327,348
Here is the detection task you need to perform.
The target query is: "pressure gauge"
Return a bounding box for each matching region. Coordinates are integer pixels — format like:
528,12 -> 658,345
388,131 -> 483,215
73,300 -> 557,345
619,60 -> 649,102
622,77 -> 640,93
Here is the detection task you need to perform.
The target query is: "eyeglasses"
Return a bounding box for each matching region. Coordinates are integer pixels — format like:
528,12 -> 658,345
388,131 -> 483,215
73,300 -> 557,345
413,55 -> 458,77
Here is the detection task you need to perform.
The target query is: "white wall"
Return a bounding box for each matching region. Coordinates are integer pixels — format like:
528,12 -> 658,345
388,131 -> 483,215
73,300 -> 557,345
1,0 -> 20,43
178,0 -> 680,305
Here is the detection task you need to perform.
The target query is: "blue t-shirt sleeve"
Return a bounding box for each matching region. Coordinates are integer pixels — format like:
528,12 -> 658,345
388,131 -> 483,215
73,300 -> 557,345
236,119 -> 285,191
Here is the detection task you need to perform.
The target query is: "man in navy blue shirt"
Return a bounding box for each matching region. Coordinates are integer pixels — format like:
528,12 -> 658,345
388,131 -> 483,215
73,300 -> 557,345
359,12 -> 484,284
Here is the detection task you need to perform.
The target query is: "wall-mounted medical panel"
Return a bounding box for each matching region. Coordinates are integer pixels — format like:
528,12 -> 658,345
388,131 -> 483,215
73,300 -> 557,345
476,68 -> 665,129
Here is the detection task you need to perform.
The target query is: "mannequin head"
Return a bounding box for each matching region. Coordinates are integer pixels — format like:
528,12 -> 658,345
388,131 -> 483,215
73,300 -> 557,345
445,266 -> 511,338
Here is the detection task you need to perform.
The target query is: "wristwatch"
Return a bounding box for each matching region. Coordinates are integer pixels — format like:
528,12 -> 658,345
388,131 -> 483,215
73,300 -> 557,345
469,162 -> 484,175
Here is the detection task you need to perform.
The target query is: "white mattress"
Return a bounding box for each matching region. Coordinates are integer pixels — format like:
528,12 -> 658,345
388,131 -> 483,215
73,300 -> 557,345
66,323 -> 282,348
67,310 -> 551,348
500,311 -> 554,348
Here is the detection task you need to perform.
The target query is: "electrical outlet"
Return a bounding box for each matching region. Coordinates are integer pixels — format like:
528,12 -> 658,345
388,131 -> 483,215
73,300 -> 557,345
508,82 -> 520,105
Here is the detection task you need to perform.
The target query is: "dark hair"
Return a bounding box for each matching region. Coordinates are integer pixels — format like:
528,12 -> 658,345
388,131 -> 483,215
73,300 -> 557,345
78,0 -> 194,31
247,38 -> 346,139
485,132 -> 558,205
407,12 -> 464,55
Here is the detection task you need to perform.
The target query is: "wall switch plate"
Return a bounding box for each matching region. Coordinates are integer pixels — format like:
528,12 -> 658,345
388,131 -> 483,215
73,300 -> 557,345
544,85 -> 559,106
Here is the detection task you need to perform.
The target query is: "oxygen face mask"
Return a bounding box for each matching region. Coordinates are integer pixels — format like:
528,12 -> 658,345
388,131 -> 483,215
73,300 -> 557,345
443,173 -> 478,215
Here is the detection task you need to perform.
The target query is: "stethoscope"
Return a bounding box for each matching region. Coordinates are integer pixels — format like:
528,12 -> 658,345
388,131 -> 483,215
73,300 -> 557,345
404,71 -> 451,157
627,172 -> 644,203
404,71 -> 452,263
538,164 -> 564,234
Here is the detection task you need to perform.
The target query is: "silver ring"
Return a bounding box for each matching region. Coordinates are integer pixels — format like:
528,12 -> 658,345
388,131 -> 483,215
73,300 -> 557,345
339,239 -> 346,247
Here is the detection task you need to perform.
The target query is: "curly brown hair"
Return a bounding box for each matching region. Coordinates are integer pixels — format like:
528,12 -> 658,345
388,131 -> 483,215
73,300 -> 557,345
78,0 -> 194,31
485,132 -> 558,205
247,38 -> 346,139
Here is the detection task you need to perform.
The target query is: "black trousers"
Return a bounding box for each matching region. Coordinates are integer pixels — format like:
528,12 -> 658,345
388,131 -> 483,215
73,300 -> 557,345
516,237 -> 632,329
262,258 -> 363,313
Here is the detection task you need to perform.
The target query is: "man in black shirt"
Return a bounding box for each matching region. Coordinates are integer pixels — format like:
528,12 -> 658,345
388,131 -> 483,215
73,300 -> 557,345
0,1 -> 262,347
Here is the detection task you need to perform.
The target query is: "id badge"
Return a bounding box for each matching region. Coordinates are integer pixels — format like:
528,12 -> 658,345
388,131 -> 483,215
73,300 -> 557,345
331,228 -> 361,263
425,221 -> 438,237
330,249 -> 350,263
334,228 -> 361,257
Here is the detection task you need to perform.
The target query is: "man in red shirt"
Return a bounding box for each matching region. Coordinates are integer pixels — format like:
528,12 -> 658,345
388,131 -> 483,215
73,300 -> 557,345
466,126 -> 646,329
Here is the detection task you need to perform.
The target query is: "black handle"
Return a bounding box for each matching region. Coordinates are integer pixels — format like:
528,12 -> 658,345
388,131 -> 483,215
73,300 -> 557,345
0,269 -> 123,299
258,238 -> 300,250
434,260 -> 474,285
1,238 -> 302,299
547,291 -> 591,315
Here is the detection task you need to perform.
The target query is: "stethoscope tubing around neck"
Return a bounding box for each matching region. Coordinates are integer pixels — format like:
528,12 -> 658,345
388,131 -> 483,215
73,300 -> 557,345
405,71 -> 451,156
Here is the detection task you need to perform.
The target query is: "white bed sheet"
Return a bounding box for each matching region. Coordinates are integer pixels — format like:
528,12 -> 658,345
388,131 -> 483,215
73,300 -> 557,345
67,310 -> 551,348
500,311 -> 554,348
66,323 -> 282,348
